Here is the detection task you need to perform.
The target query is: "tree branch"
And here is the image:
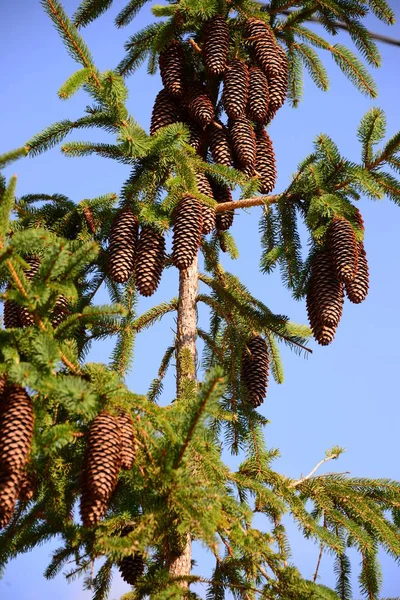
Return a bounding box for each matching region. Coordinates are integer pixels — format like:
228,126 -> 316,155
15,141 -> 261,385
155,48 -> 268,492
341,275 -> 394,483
215,193 -> 287,213
290,452 -> 340,488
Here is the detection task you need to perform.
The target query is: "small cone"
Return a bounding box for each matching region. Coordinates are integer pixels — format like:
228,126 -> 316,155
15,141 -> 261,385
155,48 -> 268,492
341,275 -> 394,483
196,172 -> 216,235
119,554 -> 145,586
203,16 -> 230,75
3,299 -> 21,329
327,217 -> 358,284
345,242 -> 369,304
209,121 -> 232,167
246,19 -> 282,77
135,226 -> 166,297
150,89 -> 180,135
222,59 -> 249,119
255,126 -> 277,194
0,385 -> 34,476
0,470 -> 20,529
159,40 -> 185,98
51,295 -> 69,328
229,116 -> 256,169
185,82 -> 215,127
267,44 -> 288,112
210,180 -> 234,231
241,336 -> 269,408
83,206 -> 97,233
247,67 -> 269,123
117,411 -> 136,471
20,256 -> 41,328
19,471 -> 36,502
108,208 -> 139,283
172,195 -> 203,270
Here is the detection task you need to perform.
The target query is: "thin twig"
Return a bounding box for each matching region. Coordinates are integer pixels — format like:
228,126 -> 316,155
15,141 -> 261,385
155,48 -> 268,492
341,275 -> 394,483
290,453 -> 339,488
215,193 -> 287,213
313,514 -> 327,582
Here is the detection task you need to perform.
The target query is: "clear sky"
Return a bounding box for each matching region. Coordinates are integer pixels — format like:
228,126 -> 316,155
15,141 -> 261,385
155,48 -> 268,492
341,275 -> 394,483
1,1 -> 400,599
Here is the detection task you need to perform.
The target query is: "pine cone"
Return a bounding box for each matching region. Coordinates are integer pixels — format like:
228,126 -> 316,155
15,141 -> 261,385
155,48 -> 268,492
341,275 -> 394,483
267,45 -> 288,112
172,195 -> 203,270
108,208 -> 139,283
3,299 -> 21,329
354,208 -> 365,231
247,66 -> 269,123
241,336 -> 269,408
117,411 -> 137,471
185,82 -> 215,128
306,250 -> 344,338
0,375 -> 6,398
80,494 -> 107,528
20,256 -> 41,327
255,126 -> 277,194
0,470 -> 20,529
135,226 -> 166,297
210,180 -> 234,231
187,119 -> 208,156
0,385 -> 34,476
203,16 -> 230,75
19,471 -> 36,502
209,121 -> 233,167
222,59 -> 249,119
229,116 -> 256,169
345,242 -> 369,304
51,295 -> 69,328
119,553 -> 145,586
246,18 -> 282,77
83,206 -> 97,233
150,89 -> 181,135
307,321 -> 337,346
327,217 -> 358,284
196,172 -> 216,235
159,40 -> 185,98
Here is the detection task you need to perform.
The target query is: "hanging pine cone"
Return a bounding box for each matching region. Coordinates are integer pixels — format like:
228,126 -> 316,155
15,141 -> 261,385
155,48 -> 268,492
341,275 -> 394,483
222,59 -> 249,119
117,411 -> 136,471
327,217 -> 359,284
306,250 -> 344,345
83,206 -> 97,233
247,67 -> 269,123
210,180 -> 234,231
135,226 -> 166,297
108,208 -> 139,283
80,494 -> 108,528
150,89 -> 181,135
19,256 -> 41,327
186,119 -> 207,156
255,126 -> 277,194
229,116 -> 256,169
51,295 -> 69,328
354,208 -> 365,231
119,553 -> 145,586
0,385 -> 34,476
159,40 -> 185,98
203,15 -> 230,75
19,471 -> 36,502
185,82 -> 215,128
3,299 -> 21,329
196,172 -> 216,235
241,336 -> 269,408
172,195 -> 203,270
0,470 -> 20,529
267,45 -> 288,113
208,121 -> 232,167
345,242 -> 369,304
246,19 -> 282,77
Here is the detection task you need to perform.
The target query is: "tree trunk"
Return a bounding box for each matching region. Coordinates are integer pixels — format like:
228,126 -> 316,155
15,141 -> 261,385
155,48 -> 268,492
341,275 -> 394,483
168,254 -> 199,587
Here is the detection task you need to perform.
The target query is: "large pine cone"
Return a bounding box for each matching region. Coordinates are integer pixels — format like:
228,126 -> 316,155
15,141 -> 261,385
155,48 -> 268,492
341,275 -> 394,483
196,172 -> 216,235
185,82 -> 215,128
203,16 -> 230,75
246,19 -> 282,77
327,217 -> 358,284
135,226 -> 166,297
306,250 -> 344,343
241,336 -> 269,408
117,411 -> 137,471
307,321 -> 337,347
159,40 -> 185,98
0,385 -> 34,476
222,59 -> 249,119
209,121 -> 233,167
229,116 -> 256,169
345,242 -> 369,304
267,44 -> 288,113
247,67 -> 269,123
108,208 -> 139,283
0,470 -> 20,529
80,494 -> 108,529
186,119 -> 207,156
210,180 -> 234,231
172,195 -> 203,270
150,89 -> 180,135
119,553 -> 145,586
51,295 -> 69,328
255,126 -> 277,194
3,299 -> 21,329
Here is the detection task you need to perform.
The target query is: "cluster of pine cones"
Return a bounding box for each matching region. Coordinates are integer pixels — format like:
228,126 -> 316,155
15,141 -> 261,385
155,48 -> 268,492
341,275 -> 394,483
241,335 -> 270,408
307,213 -> 369,345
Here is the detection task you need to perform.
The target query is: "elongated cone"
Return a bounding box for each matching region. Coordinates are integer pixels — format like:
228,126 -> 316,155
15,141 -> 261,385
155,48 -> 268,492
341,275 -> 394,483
247,67 -> 269,123
306,250 -> 344,344
0,385 -> 34,475
172,195 -> 203,270
20,256 -> 41,327
135,226 -> 166,297
159,40 -> 185,98
229,116 -> 256,169
51,295 -> 69,328
80,494 -> 108,528
241,336 -> 269,408
150,89 -> 180,135
117,411 -> 136,471
196,172 -> 216,235
3,299 -> 21,329
0,470 -> 20,529
209,121 -> 232,167
222,59 -> 249,119
267,44 -> 288,112
255,126 -> 277,194
186,82 -> 214,127
345,242 -> 369,304
83,206 -> 96,233
210,180 -> 234,231
327,217 -> 358,284
108,208 -> 139,283
203,16 -> 230,75
119,554 -> 145,585
246,18 -> 282,77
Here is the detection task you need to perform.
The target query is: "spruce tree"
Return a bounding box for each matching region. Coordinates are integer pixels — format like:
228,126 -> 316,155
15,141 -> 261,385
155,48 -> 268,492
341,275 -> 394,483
1,1 -> 400,599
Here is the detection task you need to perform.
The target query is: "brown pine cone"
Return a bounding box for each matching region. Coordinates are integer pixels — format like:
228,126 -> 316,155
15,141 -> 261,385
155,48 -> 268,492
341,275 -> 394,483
247,67 -> 269,123
246,18 -> 282,77
108,208 -> 139,283
345,242 -> 369,304
203,16 -> 230,75
229,115 -> 256,169
0,385 -> 34,476
117,411 -> 136,471
222,59 -> 249,119
150,89 -> 181,135
307,320 -> 337,346
185,82 -> 215,128
19,256 -> 41,327
241,336 -> 269,408
80,494 -> 108,528
119,553 -> 145,586
208,121 -> 232,167
0,469 -> 20,529
255,126 -> 277,194
267,44 -> 288,112
51,295 -> 70,328
327,217 -> 359,284
210,180 -> 234,231
159,40 -> 185,98
3,299 -> 21,329
83,206 -> 97,233
172,195 -> 203,270
186,119 -> 208,156
196,172 -> 216,235
135,226 -> 166,297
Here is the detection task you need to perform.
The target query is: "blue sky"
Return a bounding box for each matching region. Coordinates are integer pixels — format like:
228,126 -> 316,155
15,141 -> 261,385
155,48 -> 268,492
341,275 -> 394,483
1,1 -> 400,599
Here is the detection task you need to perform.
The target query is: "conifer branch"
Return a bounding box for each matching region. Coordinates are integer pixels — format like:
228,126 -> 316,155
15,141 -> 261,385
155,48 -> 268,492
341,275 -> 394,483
290,450 -> 343,488
214,193 -> 288,213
